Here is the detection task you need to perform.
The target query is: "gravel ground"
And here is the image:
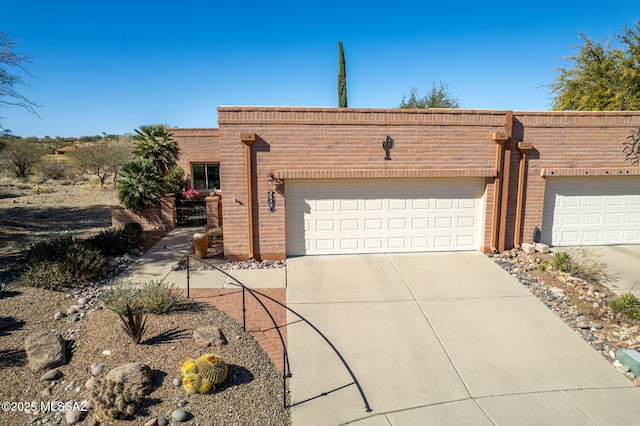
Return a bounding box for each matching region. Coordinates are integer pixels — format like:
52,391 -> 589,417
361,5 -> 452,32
0,180 -> 290,425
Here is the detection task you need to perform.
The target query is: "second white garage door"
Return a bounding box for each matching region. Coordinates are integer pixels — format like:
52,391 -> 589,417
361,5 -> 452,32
542,176 -> 640,246
285,178 -> 484,255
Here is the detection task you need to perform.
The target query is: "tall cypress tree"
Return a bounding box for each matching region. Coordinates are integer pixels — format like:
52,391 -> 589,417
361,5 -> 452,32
338,41 -> 348,108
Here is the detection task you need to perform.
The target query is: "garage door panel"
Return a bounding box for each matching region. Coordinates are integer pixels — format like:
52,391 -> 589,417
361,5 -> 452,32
542,177 -> 640,246
286,178 -> 483,255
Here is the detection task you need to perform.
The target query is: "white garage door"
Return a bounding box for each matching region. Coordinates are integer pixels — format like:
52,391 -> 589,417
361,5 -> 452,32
285,178 -> 484,255
542,176 -> 640,246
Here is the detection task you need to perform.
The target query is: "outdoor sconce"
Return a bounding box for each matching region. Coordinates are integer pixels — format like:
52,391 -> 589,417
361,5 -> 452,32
268,172 -> 274,186
268,190 -> 275,212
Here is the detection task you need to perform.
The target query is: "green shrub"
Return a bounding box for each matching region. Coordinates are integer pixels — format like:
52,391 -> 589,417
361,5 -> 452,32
139,280 -> 183,314
538,260 -> 549,272
610,293 -> 640,321
550,251 -> 572,272
101,279 -> 142,315
163,166 -> 186,196
102,278 -> 182,315
20,237 -> 108,290
87,224 -> 143,256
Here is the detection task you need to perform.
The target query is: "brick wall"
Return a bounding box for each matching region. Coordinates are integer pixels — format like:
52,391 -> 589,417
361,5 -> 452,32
172,128 -> 220,189
218,107 -> 506,260
177,107 -> 640,260
511,111 -> 640,247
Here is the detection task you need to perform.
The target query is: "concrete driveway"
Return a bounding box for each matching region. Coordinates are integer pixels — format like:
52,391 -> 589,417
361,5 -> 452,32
286,252 -> 640,425
554,245 -> 640,298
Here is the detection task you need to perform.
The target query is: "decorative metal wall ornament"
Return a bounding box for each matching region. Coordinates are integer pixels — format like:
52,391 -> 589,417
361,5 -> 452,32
268,190 -> 275,212
623,126 -> 640,165
382,135 -> 394,160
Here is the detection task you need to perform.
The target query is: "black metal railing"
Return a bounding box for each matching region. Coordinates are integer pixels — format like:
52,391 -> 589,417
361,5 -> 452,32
175,199 -> 207,227
163,246 -> 372,413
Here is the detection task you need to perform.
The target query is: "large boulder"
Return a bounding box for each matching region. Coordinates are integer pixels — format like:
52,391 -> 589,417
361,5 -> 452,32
24,331 -> 66,372
105,362 -> 153,395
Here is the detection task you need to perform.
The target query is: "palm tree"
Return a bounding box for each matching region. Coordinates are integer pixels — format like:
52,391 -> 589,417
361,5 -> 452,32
116,159 -> 164,213
133,124 -> 180,177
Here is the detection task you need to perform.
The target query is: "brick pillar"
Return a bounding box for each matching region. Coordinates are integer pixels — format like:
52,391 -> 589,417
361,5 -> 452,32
160,196 -> 176,230
206,195 -> 222,229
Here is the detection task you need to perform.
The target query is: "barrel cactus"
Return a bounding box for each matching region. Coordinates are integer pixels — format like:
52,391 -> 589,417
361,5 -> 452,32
195,353 -> 228,386
180,353 -> 228,394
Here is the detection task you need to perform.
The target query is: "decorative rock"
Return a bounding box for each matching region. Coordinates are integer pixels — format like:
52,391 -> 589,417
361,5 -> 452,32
128,248 -> 141,256
78,297 -> 90,306
633,377 -> 640,387
193,326 -> 223,347
70,304 -> 84,312
173,378 -> 181,387
102,350 -> 112,356
41,385 -> 52,397
66,307 -> 77,315
144,418 -> 158,426
589,322 -> 603,329
172,408 -> 188,422
157,417 -> 169,426
65,408 -> 83,424
86,419 -> 98,426
40,369 -> 62,381
576,322 -> 590,329
85,377 -> 96,390
24,330 -> 67,372
105,362 -> 153,395
90,364 -> 105,376
54,312 -> 65,320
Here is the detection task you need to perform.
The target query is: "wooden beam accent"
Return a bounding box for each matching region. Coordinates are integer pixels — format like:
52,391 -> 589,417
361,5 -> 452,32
242,136 -> 255,259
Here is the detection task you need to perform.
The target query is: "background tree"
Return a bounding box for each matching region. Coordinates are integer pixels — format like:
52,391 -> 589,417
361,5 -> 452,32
69,141 -> 132,186
0,136 -> 45,181
550,22 -> 640,110
399,83 -> 461,108
0,32 -> 40,132
338,41 -> 348,108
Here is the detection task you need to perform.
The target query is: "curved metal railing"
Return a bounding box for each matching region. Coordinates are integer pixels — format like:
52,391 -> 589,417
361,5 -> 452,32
164,246 -> 372,412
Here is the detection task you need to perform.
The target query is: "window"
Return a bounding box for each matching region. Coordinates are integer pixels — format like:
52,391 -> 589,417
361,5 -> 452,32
192,163 -> 220,190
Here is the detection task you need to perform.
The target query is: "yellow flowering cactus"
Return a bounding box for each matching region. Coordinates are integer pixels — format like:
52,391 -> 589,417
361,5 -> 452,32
180,353 -> 228,394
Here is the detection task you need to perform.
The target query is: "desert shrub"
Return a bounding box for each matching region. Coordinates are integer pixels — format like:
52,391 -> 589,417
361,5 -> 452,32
609,293 -> 640,321
139,280 -> 183,314
538,260 -> 549,272
550,251 -> 572,272
101,279 -> 142,315
163,166 -> 186,196
39,158 -> 72,180
566,247 -> 612,283
102,278 -> 182,315
20,236 -> 108,289
87,224 -> 143,256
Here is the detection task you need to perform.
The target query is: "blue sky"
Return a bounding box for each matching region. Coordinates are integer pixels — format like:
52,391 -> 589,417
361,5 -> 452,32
2,1 -> 639,137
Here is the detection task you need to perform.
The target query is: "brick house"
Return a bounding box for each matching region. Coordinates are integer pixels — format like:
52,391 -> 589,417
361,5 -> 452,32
172,106 -> 640,261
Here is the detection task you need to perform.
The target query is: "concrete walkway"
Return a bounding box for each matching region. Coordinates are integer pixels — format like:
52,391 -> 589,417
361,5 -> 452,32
286,253 -> 640,425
